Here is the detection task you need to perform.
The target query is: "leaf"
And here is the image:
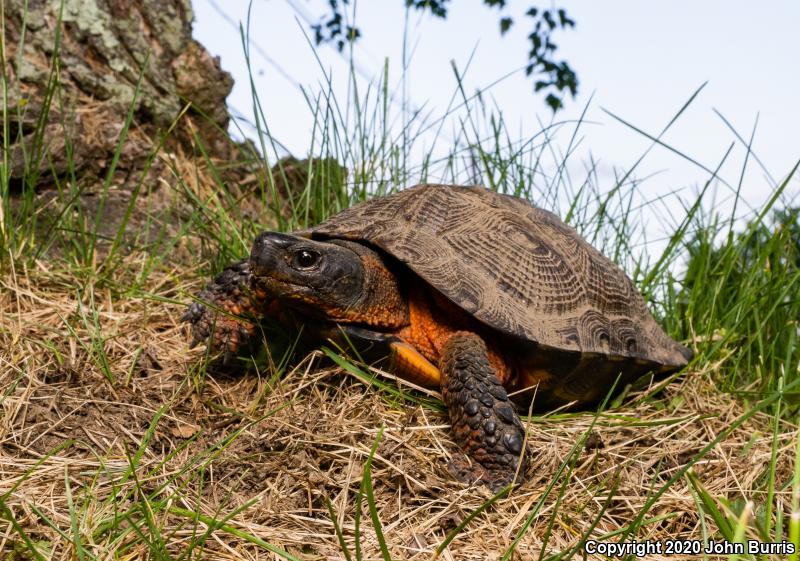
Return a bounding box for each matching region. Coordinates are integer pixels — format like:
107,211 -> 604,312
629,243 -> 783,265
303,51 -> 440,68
545,93 -> 563,112
558,9 -> 575,27
499,17 -> 513,35
543,10 -> 556,30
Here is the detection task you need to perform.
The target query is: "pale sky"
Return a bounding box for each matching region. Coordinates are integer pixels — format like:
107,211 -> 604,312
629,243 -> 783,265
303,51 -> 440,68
191,0 -> 800,254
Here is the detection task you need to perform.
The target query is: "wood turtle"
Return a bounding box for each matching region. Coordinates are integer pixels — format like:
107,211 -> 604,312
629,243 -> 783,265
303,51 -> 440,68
182,184 -> 693,490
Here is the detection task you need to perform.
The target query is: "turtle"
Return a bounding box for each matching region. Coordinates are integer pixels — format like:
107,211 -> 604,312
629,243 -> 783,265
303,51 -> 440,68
182,184 -> 693,490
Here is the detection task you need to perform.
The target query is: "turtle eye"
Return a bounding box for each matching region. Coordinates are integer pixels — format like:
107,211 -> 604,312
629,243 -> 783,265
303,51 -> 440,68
291,249 -> 321,270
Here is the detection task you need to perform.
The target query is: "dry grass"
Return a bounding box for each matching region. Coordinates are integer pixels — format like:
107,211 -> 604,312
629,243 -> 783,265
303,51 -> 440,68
1,258 -> 796,560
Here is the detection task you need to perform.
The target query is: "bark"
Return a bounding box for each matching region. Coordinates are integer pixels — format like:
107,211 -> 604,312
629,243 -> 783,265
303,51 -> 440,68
2,0 -> 240,191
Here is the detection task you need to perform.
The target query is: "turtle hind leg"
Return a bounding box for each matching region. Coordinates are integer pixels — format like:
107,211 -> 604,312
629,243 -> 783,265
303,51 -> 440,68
440,331 -> 527,491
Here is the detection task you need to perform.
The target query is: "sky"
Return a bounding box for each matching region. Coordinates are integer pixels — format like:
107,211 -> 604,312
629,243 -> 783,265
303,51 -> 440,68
191,0 -> 800,251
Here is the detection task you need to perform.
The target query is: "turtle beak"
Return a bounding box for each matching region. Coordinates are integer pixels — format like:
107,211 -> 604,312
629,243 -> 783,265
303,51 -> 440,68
250,232 -> 296,276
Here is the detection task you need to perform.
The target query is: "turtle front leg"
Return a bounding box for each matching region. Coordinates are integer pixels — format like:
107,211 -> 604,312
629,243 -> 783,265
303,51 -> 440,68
181,260 -> 268,358
440,331 -> 527,491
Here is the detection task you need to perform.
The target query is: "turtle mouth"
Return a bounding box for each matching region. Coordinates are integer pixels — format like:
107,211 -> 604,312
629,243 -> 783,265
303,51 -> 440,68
249,262 -> 283,280
251,275 -> 354,325
251,275 -> 314,305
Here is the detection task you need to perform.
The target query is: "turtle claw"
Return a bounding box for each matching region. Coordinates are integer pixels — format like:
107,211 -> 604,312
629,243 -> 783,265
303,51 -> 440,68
181,301 -> 207,325
447,453 -> 520,493
182,260 -> 262,358
447,453 -> 480,483
447,453 -> 490,485
182,302 -> 209,349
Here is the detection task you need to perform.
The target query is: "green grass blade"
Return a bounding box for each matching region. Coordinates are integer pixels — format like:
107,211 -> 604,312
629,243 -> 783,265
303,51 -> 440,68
64,466 -> 87,561
363,426 -> 392,561
325,498 -> 354,561
434,485 -> 511,559
687,470 -> 734,541
0,496 -> 48,561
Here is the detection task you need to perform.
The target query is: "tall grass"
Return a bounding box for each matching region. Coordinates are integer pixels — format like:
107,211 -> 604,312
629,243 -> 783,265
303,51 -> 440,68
678,200 -> 799,394
217,24 -> 800,396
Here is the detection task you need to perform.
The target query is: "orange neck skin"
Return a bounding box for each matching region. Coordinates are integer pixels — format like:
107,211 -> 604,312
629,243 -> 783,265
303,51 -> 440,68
395,285 -> 516,387
337,249 -> 410,330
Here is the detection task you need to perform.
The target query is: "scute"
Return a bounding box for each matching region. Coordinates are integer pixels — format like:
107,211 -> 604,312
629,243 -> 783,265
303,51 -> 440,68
311,184 -> 691,368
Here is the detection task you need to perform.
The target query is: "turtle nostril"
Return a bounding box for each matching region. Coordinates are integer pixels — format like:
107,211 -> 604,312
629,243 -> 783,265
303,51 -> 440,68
250,232 -> 299,272
252,232 -> 292,257
253,232 -> 296,249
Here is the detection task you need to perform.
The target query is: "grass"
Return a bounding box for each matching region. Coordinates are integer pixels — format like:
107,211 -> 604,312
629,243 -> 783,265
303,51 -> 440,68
1,3 -> 800,560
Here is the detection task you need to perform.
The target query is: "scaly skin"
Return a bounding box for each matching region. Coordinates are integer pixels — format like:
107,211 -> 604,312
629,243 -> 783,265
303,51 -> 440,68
396,288 -> 515,386
181,260 -> 267,358
440,331 -> 527,491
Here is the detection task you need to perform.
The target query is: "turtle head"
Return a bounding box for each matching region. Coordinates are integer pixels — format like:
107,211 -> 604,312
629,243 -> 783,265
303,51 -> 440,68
250,232 -> 364,314
249,232 -> 407,327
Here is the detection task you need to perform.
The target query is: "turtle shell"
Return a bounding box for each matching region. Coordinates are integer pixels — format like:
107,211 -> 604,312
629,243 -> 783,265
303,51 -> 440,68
310,184 -> 691,368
